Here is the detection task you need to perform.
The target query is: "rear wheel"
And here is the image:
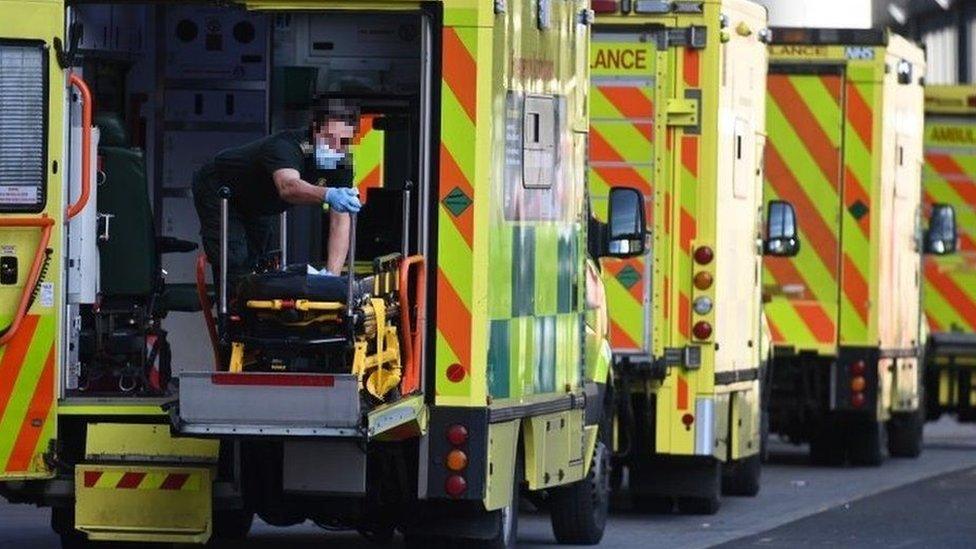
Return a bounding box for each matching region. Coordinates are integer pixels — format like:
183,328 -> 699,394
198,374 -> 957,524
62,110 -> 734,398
887,408 -> 924,458
848,418 -> 886,466
52,507 -> 109,549
211,509 -> 254,542
809,418 -> 845,466
675,460 -> 721,515
549,441 -> 611,545
631,494 -> 673,514
406,460 -> 520,549
675,494 -> 720,515
721,454 -> 761,497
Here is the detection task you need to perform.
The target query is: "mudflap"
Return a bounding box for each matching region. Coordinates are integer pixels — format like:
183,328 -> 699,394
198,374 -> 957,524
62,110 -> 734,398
75,464 -> 212,543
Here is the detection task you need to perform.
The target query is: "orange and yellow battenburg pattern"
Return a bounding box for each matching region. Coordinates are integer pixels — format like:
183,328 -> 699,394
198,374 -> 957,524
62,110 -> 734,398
763,70 -> 874,351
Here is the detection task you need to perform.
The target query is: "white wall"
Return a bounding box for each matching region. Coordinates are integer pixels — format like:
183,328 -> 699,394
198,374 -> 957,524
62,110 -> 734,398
923,25 -> 959,85
754,0 -> 873,29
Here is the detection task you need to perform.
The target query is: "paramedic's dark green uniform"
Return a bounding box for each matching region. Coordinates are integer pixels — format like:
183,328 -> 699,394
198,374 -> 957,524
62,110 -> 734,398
192,130 -> 352,287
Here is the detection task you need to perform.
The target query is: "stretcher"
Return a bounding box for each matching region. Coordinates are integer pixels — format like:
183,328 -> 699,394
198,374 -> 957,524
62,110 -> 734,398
180,189 -> 424,436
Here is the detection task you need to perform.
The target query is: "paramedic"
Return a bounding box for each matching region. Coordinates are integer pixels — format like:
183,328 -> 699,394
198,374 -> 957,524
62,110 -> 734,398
192,105 -> 362,289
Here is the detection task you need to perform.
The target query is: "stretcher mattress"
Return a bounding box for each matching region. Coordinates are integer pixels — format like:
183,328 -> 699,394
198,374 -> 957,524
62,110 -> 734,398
236,265 -> 374,303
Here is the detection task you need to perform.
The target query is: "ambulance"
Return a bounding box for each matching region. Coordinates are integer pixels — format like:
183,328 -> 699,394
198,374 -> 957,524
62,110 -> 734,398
0,0 -> 642,546
763,28 -> 945,465
589,0 -> 780,514
921,85 -> 976,423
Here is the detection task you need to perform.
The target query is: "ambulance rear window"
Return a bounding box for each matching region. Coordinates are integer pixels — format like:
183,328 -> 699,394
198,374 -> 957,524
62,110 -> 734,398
0,41 -> 47,212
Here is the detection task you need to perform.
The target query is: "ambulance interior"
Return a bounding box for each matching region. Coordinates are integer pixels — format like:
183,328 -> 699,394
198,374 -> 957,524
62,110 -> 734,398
65,3 -> 430,399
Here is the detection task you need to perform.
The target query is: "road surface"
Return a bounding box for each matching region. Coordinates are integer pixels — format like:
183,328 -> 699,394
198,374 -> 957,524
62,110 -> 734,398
1,418 -> 974,548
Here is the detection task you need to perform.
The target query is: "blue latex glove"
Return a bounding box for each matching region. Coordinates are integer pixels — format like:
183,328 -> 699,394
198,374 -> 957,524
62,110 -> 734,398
324,187 -> 362,213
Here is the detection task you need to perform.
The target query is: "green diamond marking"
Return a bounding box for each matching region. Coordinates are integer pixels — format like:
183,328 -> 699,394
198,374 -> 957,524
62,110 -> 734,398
443,187 -> 472,217
617,265 -> 640,290
848,200 -> 869,221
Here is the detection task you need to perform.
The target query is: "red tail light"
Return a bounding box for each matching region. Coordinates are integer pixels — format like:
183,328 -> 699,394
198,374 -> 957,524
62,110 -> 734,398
592,0 -> 618,13
693,321 -> 712,340
850,360 -> 866,376
447,424 -> 469,446
851,392 -> 866,408
681,413 -> 694,427
694,246 -> 714,265
445,475 -> 467,497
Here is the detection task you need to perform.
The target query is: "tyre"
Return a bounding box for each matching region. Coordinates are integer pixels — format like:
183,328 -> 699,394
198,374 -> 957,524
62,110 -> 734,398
675,495 -> 720,515
848,418 -> 886,466
549,441 -> 611,545
887,409 -> 924,458
809,419 -> 845,466
211,509 -> 254,541
52,507 -> 107,549
631,494 -> 673,514
406,460 -> 519,549
721,454 -> 761,497
675,460 -> 721,515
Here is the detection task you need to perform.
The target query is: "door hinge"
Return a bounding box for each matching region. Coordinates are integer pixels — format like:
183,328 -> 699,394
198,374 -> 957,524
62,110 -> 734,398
666,96 -> 700,127
656,26 -> 708,50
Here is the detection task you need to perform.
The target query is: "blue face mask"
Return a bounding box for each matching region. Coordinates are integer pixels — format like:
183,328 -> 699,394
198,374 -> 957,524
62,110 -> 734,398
314,144 -> 345,170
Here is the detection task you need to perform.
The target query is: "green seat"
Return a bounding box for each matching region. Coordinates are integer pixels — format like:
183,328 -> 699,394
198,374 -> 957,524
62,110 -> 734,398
95,113 -> 199,311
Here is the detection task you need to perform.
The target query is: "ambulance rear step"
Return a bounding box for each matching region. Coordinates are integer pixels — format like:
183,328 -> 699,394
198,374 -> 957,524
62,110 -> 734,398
176,372 -> 362,437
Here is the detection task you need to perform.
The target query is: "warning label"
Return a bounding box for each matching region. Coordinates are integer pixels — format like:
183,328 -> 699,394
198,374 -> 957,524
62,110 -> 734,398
0,185 -> 40,206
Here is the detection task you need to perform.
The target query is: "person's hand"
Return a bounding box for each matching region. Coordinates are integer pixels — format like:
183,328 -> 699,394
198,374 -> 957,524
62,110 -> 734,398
324,187 -> 362,213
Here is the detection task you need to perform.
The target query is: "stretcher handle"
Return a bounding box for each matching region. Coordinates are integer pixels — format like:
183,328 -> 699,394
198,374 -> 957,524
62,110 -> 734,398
346,213 -> 357,318
66,73 -> 92,221
196,254 -> 220,370
399,255 -> 426,395
0,216 -> 54,347
219,186 -> 231,316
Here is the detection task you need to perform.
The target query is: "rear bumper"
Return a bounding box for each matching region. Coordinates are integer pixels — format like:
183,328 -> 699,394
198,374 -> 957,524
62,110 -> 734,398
925,333 -> 976,420
176,371 -> 362,437
75,464 -> 212,544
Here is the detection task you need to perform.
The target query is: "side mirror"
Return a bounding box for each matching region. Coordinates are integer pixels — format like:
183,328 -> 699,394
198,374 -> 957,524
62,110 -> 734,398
925,203 -> 958,255
605,187 -> 646,258
764,200 -> 800,257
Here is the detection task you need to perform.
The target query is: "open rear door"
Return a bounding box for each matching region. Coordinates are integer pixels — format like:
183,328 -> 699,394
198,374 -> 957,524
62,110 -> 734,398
0,0 -> 67,480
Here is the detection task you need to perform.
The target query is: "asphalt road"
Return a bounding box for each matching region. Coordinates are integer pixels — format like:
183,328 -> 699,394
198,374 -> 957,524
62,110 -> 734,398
2,418 -> 974,548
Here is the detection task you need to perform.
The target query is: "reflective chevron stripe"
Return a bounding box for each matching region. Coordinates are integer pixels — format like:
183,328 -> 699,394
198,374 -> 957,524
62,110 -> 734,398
353,114 -> 384,201
435,25 -> 479,403
0,314 -> 56,476
589,43 -> 655,357
82,469 -> 202,491
923,123 -> 976,333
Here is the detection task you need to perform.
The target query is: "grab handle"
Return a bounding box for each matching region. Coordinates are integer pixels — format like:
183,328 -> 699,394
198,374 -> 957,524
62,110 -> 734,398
398,255 -> 426,395
66,73 -> 92,221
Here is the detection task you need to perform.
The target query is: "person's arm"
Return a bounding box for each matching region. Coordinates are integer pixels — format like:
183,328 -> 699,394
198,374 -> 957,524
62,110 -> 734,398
327,209 -> 351,275
272,168 -> 327,205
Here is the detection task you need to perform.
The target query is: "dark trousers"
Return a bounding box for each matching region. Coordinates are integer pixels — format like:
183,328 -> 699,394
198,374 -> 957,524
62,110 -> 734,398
192,164 -> 275,293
